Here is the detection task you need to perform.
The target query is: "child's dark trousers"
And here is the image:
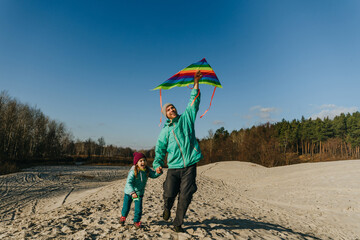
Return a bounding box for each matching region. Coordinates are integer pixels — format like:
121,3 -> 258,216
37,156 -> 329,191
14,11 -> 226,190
121,194 -> 143,222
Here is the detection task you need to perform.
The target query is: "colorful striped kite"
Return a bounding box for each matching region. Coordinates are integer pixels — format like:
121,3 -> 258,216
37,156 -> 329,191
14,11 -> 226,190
153,58 -> 222,90
154,58 -> 222,122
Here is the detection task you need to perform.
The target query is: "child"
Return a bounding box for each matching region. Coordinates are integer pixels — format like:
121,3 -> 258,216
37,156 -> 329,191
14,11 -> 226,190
120,152 -> 160,228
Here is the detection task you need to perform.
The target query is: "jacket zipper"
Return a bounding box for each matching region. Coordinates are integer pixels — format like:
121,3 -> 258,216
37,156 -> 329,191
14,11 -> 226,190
172,123 -> 186,167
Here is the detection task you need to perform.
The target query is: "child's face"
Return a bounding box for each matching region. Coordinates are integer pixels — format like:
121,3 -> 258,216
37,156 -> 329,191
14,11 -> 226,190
137,158 -> 147,169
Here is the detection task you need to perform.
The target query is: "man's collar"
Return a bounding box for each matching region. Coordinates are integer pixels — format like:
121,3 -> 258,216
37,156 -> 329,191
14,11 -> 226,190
166,115 -> 180,125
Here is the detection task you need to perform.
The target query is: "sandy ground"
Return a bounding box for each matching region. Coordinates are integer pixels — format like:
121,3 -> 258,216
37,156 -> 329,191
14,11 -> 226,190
0,160 -> 359,239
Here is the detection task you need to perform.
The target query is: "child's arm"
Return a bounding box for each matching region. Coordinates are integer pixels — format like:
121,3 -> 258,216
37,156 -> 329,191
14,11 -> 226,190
148,167 -> 161,178
125,169 -> 137,196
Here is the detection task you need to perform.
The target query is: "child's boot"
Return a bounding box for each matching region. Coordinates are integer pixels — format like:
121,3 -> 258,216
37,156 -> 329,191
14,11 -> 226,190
120,216 -> 126,226
134,221 -> 142,229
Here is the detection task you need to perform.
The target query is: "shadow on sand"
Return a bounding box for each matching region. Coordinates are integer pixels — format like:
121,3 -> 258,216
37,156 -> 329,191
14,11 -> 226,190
153,217 -> 321,239
191,218 -> 321,239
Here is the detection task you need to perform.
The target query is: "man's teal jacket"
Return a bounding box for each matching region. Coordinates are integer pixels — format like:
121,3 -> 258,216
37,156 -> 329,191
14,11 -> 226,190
153,88 -> 203,170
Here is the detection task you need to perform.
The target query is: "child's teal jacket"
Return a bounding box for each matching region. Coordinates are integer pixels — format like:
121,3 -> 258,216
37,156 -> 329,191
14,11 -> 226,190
153,88 -> 203,170
124,166 -> 160,196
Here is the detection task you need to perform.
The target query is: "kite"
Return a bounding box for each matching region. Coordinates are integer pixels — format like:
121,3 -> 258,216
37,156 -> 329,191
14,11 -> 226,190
154,58 -> 222,123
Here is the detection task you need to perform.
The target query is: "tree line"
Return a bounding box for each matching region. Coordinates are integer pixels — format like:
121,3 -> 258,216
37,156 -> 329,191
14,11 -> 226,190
1,90 -> 360,174
199,113 -> 360,167
0,91 -> 154,174
0,91 -> 70,165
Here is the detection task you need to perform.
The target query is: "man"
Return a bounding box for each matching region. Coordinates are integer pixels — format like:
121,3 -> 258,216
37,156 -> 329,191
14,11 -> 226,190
153,70 -> 203,232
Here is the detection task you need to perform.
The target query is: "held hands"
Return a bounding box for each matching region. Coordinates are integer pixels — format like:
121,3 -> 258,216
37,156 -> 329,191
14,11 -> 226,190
132,193 -> 138,199
156,166 -> 163,174
194,70 -> 202,89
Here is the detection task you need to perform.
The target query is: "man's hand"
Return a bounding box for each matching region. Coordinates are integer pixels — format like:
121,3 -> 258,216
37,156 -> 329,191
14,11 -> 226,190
132,193 -> 138,199
156,166 -> 163,174
194,70 -> 202,89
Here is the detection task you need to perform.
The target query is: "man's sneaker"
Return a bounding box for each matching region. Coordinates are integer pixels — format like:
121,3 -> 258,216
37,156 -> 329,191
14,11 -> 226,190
134,221 -> 142,229
173,225 -> 185,233
120,216 -> 126,226
163,209 -> 170,221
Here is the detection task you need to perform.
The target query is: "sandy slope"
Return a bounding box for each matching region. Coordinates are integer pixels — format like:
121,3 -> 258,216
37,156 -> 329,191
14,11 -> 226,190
0,160 -> 359,239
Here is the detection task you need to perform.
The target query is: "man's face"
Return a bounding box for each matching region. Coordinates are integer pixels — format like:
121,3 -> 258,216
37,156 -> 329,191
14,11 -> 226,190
166,105 -> 178,119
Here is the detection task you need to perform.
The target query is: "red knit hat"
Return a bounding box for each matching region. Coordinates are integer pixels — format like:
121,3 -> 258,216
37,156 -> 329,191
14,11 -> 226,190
133,152 -> 146,165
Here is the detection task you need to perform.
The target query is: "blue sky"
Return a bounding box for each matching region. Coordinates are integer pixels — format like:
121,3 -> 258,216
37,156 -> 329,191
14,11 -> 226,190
1,0 -> 360,149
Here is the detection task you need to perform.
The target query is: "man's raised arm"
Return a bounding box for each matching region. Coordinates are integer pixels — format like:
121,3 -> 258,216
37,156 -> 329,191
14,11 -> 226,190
193,70 -> 202,90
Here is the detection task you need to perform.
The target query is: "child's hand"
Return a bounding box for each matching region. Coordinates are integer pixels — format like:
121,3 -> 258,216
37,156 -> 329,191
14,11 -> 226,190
132,193 -> 138,199
156,166 -> 163,174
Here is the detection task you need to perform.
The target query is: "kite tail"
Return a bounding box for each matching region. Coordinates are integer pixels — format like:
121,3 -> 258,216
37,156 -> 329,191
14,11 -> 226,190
190,89 -> 200,106
200,87 -> 217,118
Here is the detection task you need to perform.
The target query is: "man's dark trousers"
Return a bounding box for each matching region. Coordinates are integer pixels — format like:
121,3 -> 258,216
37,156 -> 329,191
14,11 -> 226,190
163,164 -> 197,227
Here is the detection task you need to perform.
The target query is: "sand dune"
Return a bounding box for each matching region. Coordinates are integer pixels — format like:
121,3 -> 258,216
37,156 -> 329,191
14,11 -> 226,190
0,160 -> 359,239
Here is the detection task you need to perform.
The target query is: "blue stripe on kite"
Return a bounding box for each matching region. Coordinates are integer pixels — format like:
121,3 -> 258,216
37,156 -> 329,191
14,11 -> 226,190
163,78 -> 194,83
190,61 -> 207,67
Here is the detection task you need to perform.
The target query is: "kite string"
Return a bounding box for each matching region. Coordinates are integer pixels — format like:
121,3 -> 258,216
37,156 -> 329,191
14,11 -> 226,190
200,87 -> 217,118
